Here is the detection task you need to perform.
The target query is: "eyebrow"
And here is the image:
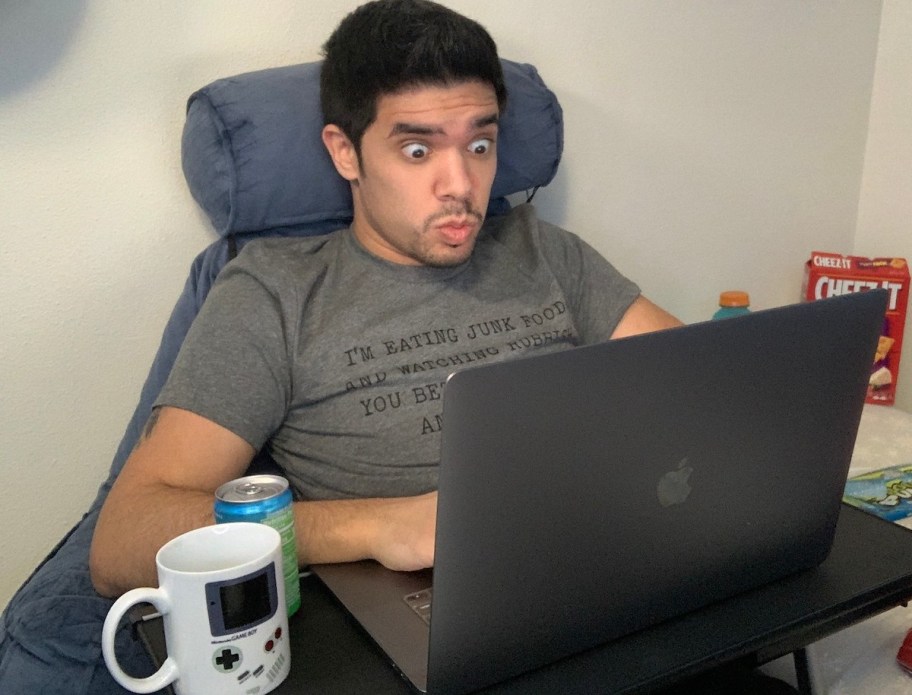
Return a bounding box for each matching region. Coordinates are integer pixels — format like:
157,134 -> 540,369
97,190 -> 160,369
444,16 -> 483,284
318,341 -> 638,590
388,113 -> 499,138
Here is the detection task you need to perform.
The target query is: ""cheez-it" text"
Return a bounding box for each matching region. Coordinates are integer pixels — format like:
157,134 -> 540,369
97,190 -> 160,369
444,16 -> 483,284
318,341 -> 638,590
814,276 -> 903,311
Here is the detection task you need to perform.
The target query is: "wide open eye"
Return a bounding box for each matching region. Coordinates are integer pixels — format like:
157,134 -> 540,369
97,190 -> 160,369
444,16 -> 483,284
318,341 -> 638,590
468,138 -> 494,155
402,143 -> 430,160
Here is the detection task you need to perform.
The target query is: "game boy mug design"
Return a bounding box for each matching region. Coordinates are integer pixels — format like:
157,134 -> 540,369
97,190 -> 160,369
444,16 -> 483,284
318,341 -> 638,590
102,523 -> 291,695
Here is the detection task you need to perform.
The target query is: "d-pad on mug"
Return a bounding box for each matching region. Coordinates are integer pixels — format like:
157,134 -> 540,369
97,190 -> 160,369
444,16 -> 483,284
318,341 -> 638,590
102,523 -> 291,695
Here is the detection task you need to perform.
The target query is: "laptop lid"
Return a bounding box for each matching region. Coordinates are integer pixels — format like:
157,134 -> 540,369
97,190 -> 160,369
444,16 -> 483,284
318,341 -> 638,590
315,290 -> 886,695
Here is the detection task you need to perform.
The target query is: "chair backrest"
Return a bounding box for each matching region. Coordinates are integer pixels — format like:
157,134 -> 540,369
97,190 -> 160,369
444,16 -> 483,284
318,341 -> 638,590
182,58 -> 564,239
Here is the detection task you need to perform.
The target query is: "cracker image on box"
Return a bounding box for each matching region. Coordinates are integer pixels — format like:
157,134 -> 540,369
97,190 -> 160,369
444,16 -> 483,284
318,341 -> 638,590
803,251 -> 909,406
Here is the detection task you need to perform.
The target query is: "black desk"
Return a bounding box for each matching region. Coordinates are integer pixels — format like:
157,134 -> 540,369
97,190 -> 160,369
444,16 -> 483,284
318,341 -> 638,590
136,505 -> 912,694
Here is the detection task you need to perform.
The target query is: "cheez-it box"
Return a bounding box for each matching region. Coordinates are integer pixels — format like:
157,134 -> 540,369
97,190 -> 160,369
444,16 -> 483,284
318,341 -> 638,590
803,251 -> 909,406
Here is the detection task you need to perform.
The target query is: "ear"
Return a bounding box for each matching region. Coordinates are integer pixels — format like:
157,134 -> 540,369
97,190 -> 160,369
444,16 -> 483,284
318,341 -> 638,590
321,125 -> 360,182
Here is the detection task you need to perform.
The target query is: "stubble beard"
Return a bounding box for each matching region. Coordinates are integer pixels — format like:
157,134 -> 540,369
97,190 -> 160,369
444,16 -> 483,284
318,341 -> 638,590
417,202 -> 486,268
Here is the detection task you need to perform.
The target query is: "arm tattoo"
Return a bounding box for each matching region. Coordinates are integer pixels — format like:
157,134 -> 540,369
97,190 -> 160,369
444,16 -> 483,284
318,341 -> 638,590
140,407 -> 162,442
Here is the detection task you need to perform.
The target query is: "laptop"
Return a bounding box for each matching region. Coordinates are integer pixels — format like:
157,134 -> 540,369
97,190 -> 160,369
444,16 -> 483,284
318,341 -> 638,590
312,290 -> 887,695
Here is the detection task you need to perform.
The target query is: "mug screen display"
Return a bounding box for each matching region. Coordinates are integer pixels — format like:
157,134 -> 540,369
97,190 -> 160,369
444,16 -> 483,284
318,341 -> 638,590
220,572 -> 272,630
206,563 -> 278,636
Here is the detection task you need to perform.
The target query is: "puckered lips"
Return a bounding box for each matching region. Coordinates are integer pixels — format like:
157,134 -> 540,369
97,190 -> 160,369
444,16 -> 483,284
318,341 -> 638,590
433,217 -> 478,246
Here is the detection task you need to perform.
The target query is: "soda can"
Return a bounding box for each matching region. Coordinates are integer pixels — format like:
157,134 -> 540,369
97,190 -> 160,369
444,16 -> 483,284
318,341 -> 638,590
215,475 -> 301,616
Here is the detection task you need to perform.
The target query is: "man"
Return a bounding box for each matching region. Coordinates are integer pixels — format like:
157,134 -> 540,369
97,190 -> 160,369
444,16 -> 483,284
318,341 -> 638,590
87,3 -> 804,693
89,0 -> 679,596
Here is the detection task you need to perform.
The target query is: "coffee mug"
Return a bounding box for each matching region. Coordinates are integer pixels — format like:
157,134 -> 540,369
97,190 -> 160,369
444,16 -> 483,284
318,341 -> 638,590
102,523 -> 291,695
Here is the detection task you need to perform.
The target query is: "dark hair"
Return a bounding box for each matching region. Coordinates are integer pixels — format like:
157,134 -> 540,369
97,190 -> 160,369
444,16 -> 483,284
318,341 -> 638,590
321,0 -> 507,158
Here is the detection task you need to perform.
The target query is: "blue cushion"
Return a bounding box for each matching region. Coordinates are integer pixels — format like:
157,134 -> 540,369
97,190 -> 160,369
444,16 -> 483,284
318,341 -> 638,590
182,59 -> 563,237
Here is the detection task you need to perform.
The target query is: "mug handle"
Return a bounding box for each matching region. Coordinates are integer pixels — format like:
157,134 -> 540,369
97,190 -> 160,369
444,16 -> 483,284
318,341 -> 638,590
102,587 -> 179,694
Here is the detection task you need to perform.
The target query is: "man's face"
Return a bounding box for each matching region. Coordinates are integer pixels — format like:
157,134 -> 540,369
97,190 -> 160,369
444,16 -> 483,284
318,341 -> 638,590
324,81 -> 499,267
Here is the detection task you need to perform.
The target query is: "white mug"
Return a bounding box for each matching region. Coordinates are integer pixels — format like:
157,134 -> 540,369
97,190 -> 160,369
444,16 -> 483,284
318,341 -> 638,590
102,523 -> 291,695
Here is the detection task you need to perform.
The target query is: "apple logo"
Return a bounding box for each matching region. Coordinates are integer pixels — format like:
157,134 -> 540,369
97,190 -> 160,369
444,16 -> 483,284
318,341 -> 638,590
657,457 -> 693,507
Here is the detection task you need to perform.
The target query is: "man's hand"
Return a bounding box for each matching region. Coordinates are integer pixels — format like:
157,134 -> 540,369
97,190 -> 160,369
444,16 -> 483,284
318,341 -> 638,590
369,491 -> 437,571
295,491 -> 437,572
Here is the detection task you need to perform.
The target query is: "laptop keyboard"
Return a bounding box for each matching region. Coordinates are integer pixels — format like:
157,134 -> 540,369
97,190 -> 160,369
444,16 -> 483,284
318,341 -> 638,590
403,588 -> 433,625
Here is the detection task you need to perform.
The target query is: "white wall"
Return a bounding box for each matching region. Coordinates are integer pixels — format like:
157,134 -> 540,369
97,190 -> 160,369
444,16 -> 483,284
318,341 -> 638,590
0,1 -> 894,609
855,0 -> 912,412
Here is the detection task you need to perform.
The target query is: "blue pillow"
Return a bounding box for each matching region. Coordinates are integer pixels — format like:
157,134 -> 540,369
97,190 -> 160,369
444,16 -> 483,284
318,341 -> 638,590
182,59 -> 563,237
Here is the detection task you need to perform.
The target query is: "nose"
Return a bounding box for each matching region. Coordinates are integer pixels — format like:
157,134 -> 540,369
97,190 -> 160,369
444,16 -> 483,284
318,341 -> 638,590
435,149 -> 473,201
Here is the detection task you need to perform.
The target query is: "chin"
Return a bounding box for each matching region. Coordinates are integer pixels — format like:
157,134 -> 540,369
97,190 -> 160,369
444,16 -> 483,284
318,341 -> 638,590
425,246 -> 475,267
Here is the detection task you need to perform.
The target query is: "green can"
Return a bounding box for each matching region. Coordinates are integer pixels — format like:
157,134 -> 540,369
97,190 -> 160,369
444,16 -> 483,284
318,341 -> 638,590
214,475 -> 301,616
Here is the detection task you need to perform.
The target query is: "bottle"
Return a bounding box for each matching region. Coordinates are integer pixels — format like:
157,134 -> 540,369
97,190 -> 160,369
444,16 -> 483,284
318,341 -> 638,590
712,291 -> 751,320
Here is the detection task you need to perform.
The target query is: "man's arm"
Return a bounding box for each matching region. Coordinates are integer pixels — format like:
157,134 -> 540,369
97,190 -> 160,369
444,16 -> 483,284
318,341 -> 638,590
90,406 -> 255,596
611,295 -> 683,338
89,406 -> 436,597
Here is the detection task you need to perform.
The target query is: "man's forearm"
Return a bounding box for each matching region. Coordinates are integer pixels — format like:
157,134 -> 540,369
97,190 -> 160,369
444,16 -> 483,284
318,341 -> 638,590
91,485 -> 438,597
294,492 -> 437,571
89,407 -> 438,597
90,482 -> 216,597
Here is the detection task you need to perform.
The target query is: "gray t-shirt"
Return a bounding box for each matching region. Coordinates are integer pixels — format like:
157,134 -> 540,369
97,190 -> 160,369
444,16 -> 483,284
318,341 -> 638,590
156,204 -> 640,500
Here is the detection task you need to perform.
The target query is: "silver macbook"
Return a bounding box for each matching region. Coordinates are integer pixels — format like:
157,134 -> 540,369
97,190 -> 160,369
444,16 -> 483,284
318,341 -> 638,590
312,290 -> 886,695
